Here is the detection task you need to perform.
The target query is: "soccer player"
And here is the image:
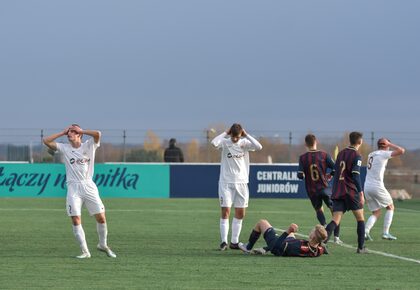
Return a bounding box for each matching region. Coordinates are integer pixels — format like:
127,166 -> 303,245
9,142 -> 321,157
238,219 -> 327,257
298,134 -> 342,244
43,124 -> 116,259
211,123 -> 262,251
325,132 -> 367,253
364,138 -> 405,241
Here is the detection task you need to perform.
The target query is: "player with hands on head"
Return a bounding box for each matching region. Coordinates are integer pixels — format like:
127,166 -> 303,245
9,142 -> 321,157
364,138 -> 405,241
238,219 -> 328,257
43,124 -> 116,259
211,123 -> 263,251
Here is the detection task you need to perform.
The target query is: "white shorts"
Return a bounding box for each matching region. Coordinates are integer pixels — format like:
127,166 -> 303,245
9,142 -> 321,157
66,181 -> 105,216
218,182 -> 249,208
364,185 -> 393,212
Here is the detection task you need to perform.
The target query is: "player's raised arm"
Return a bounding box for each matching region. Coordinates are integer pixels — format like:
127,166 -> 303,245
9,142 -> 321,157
211,131 -> 228,148
242,129 -> 263,151
43,127 -> 70,151
78,128 -> 101,144
388,141 -> 405,157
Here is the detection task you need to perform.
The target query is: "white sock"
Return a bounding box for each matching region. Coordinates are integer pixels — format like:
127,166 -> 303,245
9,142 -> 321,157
365,215 -> 377,233
96,222 -> 108,248
231,218 -> 243,244
383,210 -> 394,235
220,219 -> 229,243
72,224 -> 89,253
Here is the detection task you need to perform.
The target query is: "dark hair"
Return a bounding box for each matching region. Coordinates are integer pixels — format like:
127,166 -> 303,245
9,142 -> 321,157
305,134 -> 316,147
169,138 -> 176,146
349,131 -> 363,146
377,138 -> 388,149
230,123 -> 243,137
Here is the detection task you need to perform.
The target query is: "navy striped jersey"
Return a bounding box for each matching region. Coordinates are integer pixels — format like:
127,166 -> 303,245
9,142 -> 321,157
283,237 -> 326,257
332,146 -> 362,199
298,150 -> 335,194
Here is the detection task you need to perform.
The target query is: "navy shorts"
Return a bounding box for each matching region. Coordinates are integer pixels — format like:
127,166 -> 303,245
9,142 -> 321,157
263,227 -> 288,256
332,192 -> 364,212
308,188 -> 333,210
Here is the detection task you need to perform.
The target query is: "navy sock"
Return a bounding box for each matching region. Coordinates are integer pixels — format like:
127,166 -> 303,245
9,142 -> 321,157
334,223 -> 341,237
325,221 -> 337,243
357,221 -> 365,249
247,230 -> 261,250
316,210 -> 326,225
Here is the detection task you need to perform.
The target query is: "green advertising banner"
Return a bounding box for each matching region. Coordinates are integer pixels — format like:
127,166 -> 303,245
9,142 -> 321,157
0,163 -> 169,198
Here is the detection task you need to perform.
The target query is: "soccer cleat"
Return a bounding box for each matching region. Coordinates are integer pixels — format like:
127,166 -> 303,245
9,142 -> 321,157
76,252 -> 91,259
229,242 -> 240,250
365,232 -> 373,241
356,247 -> 369,254
333,237 -> 344,245
251,248 -> 267,255
382,233 -> 397,240
219,242 -> 228,251
97,244 -> 117,258
238,242 -> 250,254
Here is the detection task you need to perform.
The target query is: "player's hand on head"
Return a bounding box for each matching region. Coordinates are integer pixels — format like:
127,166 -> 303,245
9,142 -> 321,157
288,223 -> 298,233
63,126 -> 72,135
226,128 -> 231,135
241,129 -> 247,137
71,125 -> 83,134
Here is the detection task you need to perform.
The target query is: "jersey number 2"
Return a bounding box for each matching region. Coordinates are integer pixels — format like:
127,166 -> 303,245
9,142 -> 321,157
339,161 -> 346,180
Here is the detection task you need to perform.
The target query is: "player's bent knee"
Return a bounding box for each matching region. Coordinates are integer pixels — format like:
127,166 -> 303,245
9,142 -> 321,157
95,213 -> 106,224
258,219 -> 271,228
71,216 -> 81,225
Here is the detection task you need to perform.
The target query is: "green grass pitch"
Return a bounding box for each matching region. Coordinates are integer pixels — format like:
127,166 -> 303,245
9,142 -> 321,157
1,198 -> 419,289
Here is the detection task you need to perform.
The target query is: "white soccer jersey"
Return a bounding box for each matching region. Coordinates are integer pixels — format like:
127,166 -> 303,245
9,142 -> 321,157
211,132 -> 262,183
56,138 -> 99,183
364,150 -> 393,188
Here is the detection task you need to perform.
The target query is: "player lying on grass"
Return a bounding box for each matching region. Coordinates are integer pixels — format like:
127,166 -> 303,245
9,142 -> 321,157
238,219 -> 328,257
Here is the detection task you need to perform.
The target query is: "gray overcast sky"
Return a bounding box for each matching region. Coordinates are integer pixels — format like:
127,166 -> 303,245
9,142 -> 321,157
1,0 -> 419,134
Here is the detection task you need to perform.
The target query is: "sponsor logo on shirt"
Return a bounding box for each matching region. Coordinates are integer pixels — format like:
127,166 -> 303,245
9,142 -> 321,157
227,152 -> 245,159
69,158 -> 91,165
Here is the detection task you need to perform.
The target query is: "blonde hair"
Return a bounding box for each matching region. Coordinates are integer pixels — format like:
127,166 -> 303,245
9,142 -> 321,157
312,224 -> 328,243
